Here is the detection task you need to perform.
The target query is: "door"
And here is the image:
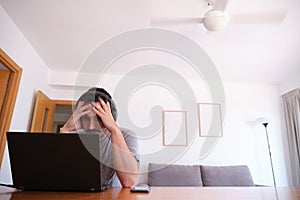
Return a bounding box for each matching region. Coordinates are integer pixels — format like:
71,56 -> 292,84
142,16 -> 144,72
30,90 -> 75,133
30,90 -> 56,132
0,69 -> 10,113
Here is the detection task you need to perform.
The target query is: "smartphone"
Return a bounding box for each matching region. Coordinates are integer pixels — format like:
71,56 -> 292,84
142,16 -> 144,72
130,184 -> 150,193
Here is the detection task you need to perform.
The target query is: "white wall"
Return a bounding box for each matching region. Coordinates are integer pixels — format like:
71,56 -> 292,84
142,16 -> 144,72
137,82 -> 289,186
280,77 -> 300,95
220,82 -> 288,186
0,5 -> 53,183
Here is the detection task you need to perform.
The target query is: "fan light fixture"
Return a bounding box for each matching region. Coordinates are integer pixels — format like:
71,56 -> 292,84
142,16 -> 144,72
203,10 -> 230,31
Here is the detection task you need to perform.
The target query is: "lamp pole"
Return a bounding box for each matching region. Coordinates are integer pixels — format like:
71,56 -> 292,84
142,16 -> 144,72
262,122 -> 277,189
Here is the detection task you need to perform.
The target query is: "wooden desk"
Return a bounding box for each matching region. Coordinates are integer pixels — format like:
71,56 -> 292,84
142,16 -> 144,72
1,186 -> 300,200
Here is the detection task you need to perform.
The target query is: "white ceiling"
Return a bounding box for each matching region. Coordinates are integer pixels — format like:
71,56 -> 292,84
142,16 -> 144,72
1,0 -> 300,85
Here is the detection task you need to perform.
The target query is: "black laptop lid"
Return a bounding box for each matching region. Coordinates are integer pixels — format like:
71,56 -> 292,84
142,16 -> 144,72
6,132 -> 104,192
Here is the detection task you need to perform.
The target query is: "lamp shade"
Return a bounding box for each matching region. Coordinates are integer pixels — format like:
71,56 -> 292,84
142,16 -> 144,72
256,117 -> 269,124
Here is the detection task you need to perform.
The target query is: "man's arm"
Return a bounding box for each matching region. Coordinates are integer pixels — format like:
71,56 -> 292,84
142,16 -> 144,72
110,127 -> 139,187
92,99 -> 139,187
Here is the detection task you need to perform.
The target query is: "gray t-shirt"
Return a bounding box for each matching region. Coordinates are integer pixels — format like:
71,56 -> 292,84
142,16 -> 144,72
99,128 -> 139,187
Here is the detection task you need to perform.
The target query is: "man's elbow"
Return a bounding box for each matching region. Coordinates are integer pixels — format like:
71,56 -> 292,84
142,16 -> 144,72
121,175 -> 138,188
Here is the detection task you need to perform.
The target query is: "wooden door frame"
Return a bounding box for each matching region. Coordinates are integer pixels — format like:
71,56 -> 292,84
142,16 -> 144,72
0,49 -> 22,167
54,100 -> 75,107
52,100 -> 75,133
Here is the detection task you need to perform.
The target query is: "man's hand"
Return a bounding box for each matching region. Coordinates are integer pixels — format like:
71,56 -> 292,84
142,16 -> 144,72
60,101 -> 91,133
91,98 -> 117,132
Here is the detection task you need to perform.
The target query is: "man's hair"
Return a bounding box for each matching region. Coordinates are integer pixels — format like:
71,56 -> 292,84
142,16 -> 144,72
75,87 -> 118,121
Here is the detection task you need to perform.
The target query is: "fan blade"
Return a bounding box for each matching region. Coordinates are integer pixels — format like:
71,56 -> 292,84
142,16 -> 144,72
213,0 -> 229,11
151,17 -> 204,25
230,10 -> 287,25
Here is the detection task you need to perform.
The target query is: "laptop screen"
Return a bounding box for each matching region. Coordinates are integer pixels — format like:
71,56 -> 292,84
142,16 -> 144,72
6,132 -> 106,192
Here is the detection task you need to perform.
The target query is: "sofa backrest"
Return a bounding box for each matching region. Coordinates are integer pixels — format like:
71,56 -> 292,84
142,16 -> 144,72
147,163 -> 255,187
147,163 -> 203,187
200,165 -> 255,187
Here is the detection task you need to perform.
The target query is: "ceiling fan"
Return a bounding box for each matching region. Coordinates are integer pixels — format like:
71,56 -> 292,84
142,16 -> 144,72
151,0 -> 287,31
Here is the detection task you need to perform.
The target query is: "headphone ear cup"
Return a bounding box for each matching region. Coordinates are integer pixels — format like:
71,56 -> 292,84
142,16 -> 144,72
110,99 -> 118,121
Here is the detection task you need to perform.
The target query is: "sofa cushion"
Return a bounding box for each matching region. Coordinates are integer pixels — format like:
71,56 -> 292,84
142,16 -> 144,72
148,163 -> 203,187
200,165 -> 255,186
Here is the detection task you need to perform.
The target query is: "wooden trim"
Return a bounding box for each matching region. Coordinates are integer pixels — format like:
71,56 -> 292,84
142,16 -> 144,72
0,49 -> 22,167
53,99 -> 75,106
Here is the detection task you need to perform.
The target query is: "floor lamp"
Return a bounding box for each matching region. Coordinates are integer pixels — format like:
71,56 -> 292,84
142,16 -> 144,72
262,122 -> 278,199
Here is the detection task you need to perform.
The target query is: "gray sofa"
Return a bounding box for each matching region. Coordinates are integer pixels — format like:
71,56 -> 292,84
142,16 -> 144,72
147,163 -> 255,187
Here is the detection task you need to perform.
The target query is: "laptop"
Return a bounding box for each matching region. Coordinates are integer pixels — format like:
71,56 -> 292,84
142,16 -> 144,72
6,132 -> 107,192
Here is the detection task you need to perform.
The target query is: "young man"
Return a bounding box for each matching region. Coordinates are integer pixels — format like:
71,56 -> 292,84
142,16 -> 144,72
60,87 -> 139,187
